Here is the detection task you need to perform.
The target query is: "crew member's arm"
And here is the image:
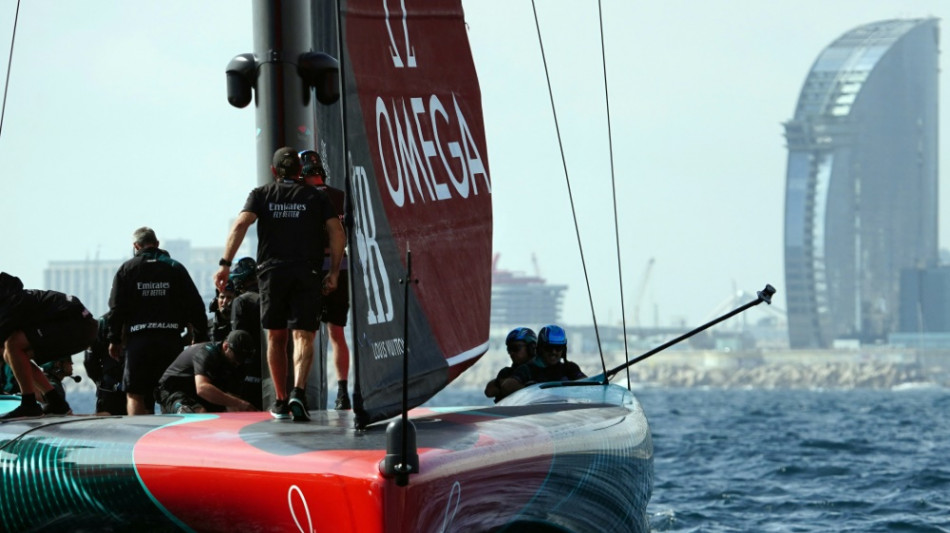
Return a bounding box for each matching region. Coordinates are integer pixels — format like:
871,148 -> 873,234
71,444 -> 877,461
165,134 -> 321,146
322,217 -> 345,294
195,374 -> 254,411
498,376 -> 525,397
106,270 -> 125,361
214,211 -> 257,292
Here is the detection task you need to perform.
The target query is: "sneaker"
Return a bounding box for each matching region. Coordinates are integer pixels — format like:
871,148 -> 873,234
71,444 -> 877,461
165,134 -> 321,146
288,388 -> 310,422
172,401 -> 194,414
270,399 -> 291,420
42,399 -> 72,415
2,402 -> 44,420
335,389 -> 351,410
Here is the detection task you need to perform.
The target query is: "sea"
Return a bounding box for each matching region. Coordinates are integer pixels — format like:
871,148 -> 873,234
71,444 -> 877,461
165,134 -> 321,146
67,385 -> 950,532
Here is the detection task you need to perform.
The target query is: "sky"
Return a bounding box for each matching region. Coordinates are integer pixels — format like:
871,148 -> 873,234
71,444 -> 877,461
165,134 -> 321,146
0,0 -> 948,331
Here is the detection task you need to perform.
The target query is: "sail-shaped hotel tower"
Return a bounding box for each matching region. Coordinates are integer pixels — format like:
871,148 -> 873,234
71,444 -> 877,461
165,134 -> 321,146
784,19 -> 939,348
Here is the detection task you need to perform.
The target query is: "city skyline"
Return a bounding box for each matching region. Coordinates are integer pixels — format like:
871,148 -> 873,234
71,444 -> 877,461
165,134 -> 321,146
2,1 -> 949,331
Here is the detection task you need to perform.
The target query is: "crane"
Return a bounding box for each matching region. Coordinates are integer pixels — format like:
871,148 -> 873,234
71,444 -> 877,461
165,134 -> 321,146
633,258 -> 655,328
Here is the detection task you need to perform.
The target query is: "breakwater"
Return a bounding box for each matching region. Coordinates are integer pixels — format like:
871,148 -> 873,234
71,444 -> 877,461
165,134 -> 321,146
462,347 -> 950,390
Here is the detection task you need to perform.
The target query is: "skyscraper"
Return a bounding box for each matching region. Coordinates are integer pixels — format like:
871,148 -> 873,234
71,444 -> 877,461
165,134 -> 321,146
783,19 -> 939,348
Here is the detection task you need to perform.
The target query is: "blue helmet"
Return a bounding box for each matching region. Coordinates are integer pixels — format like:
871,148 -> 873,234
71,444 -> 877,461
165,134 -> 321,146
228,257 -> 257,291
537,325 -> 567,349
505,327 -> 537,349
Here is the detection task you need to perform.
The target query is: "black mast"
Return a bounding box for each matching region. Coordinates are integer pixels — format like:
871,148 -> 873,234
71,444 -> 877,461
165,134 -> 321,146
226,0 -> 340,408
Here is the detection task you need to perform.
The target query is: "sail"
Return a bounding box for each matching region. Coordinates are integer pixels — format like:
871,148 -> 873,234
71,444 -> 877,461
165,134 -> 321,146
312,0 -> 492,426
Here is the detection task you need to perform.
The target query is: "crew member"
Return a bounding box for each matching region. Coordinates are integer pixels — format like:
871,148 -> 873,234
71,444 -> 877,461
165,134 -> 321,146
156,329 -> 257,413
485,327 -> 536,402
108,227 -> 208,415
214,147 -> 345,422
0,272 -> 96,419
300,149 -> 352,410
500,324 -> 586,396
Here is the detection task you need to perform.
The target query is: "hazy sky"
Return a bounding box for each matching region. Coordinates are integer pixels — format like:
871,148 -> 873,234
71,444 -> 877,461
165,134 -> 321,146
0,1 -> 947,331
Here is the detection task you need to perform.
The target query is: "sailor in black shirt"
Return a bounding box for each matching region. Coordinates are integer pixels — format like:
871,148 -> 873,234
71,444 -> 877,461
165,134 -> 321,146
156,330 -> 256,413
229,257 -> 262,410
214,146 -> 345,422
107,227 -> 208,415
0,272 -> 97,419
301,149 -> 353,410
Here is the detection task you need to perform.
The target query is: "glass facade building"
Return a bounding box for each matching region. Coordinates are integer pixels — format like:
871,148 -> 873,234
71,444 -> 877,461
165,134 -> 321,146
783,19 -> 939,348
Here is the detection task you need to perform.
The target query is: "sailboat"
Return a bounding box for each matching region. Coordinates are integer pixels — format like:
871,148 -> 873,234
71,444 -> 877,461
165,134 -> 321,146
0,1 -> 657,531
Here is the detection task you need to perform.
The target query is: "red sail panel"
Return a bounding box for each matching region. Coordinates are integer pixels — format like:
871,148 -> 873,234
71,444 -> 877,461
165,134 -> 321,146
336,0 -> 492,424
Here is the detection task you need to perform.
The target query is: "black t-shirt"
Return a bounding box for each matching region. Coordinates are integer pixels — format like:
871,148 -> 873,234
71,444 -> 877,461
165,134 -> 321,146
0,289 -> 87,341
312,183 -> 348,270
159,342 -> 243,411
243,179 -> 335,268
513,358 -> 586,385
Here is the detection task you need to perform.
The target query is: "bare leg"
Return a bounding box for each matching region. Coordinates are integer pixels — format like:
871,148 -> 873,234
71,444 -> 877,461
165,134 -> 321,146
127,393 -> 149,415
29,364 -> 55,399
267,328 -> 290,400
3,331 -> 35,396
329,324 -> 349,381
292,329 -> 316,390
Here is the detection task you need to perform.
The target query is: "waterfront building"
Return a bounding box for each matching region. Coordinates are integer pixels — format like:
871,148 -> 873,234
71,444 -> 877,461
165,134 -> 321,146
490,254 -> 566,333
43,228 -> 256,318
783,19 -> 939,348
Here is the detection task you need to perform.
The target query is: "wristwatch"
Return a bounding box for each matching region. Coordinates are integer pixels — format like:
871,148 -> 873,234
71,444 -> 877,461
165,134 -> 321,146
219,258 -> 232,267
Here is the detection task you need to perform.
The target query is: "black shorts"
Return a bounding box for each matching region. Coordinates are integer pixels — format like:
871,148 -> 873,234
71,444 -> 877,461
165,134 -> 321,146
321,270 -> 350,326
156,388 -> 201,414
24,312 -> 97,365
259,264 -> 323,331
96,389 -> 128,415
122,334 -> 182,396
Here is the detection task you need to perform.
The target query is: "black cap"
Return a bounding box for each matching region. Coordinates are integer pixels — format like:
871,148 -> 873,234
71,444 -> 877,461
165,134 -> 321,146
272,146 -> 301,179
226,330 -> 256,359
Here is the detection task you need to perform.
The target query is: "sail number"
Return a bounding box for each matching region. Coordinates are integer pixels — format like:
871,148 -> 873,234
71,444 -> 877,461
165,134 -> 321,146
353,160 -> 395,325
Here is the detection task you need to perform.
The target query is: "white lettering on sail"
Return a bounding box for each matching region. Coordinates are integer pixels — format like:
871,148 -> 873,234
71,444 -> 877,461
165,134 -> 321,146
352,160 -> 395,325
383,0 -> 416,68
377,98 -> 405,207
453,94 -> 491,196
371,337 -> 405,360
376,94 -> 491,207
412,96 -> 450,200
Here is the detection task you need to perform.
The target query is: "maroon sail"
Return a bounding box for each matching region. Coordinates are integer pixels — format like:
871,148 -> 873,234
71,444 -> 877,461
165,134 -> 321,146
316,0 -> 492,426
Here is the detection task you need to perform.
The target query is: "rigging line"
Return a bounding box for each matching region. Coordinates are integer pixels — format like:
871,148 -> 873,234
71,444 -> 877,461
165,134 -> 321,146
530,0 -> 607,380
596,0 -> 630,388
0,0 -> 22,139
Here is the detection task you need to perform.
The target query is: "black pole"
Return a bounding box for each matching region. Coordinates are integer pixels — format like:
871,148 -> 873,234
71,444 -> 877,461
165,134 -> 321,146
604,284 -> 776,380
251,0 -> 315,185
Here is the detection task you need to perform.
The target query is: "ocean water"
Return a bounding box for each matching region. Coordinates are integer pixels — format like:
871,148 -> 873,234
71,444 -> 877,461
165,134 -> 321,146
66,386 -> 950,532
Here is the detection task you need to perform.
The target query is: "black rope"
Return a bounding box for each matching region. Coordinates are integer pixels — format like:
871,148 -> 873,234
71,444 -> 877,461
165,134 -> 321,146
0,0 -> 22,139
595,0 -> 630,387
530,1 -> 607,379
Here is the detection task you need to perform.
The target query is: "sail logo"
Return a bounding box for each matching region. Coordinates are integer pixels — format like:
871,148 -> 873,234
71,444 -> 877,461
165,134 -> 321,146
376,94 -> 490,208
353,161 -> 395,325
371,337 -> 405,360
383,0 -> 416,68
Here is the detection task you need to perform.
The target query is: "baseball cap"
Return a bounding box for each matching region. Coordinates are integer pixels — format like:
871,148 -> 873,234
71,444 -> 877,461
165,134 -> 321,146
272,146 -> 301,179
226,330 -> 256,359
